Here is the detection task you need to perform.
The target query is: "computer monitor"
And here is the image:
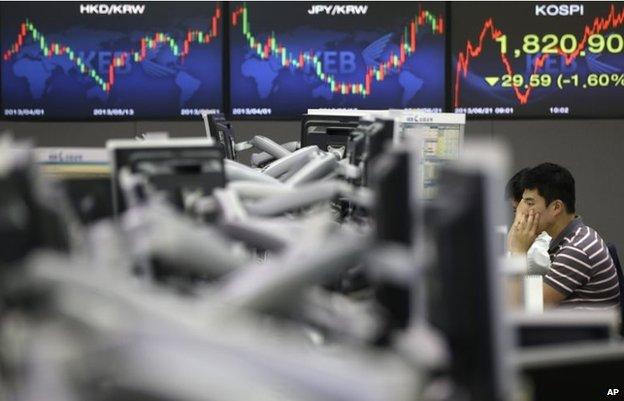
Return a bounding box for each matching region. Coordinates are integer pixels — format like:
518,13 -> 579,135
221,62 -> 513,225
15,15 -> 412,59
35,147 -> 113,225
427,143 -> 512,401
228,2 -> 446,119
216,121 -> 237,161
108,138 -> 225,215
63,177 -> 113,224
367,148 -> 414,335
520,343 -> 624,401
366,118 -> 394,163
202,112 -> 220,141
300,114 -> 361,150
1,1 -> 224,120
451,2 -> 624,118
393,112 -> 465,200
204,113 -> 237,160
0,145 -> 69,263
371,149 -> 411,245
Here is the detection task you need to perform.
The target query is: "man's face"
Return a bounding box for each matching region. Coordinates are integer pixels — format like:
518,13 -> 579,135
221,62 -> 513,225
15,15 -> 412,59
520,188 -> 553,232
511,198 -> 526,215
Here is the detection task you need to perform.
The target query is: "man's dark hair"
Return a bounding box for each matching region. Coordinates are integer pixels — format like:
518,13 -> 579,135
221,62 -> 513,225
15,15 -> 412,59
522,163 -> 575,213
505,168 -> 530,202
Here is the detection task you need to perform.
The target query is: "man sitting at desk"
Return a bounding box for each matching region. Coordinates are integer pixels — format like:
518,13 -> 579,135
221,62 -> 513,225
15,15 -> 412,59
508,163 -> 620,309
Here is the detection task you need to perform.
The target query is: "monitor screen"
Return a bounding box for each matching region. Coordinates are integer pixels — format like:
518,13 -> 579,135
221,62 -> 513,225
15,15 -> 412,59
229,1 -> 446,119
108,139 -> 225,214
451,1 -> 624,118
393,112 -> 464,199
1,1 -> 224,120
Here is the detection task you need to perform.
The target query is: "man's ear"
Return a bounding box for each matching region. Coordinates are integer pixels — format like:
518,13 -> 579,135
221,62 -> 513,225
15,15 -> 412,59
552,199 -> 564,216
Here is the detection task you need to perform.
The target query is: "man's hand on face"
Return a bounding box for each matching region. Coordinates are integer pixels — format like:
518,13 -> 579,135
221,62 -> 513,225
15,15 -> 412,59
507,209 -> 540,254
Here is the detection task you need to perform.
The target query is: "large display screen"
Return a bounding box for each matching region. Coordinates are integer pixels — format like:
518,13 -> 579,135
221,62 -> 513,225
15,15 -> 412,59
229,1 -> 446,118
451,2 -> 624,117
1,2 -> 223,120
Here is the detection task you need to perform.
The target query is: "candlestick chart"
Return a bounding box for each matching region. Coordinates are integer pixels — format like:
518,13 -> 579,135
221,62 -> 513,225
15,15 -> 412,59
229,2 -> 445,118
1,2 -> 223,119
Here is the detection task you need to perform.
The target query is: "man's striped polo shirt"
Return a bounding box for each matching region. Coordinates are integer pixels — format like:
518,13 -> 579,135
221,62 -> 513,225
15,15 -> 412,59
544,217 -> 620,309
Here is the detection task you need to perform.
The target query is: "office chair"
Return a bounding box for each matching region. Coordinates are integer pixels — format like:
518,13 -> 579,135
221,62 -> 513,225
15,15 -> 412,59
606,243 -> 624,336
